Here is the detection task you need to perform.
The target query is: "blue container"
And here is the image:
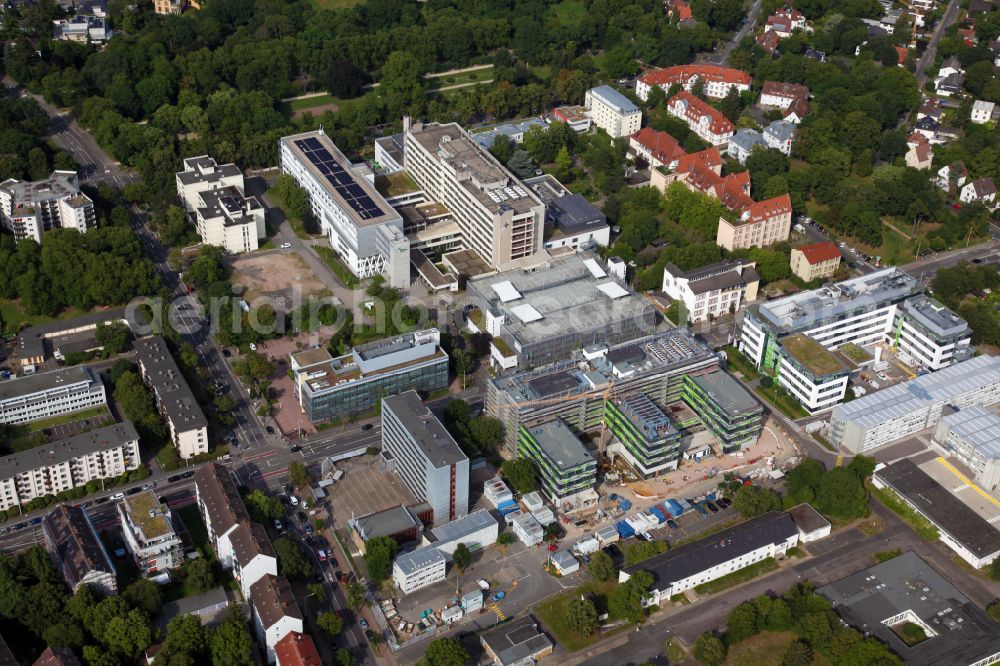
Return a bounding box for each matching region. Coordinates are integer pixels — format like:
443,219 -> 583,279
649,507 -> 668,524
497,499 -> 519,516
616,520 -> 636,539
666,499 -> 684,516
706,492 -> 717,501
619,499 -> 632,511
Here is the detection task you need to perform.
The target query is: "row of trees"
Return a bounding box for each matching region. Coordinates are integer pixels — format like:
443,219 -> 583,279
441,399 -> 505,461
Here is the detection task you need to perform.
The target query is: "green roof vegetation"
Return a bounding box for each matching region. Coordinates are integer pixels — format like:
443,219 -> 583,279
492,337 -> 514,357
468,308 -> 485,331
781,334 -> 845,377
839,343 -> 872,364
374,172 -> 419,197
125,492 -> 172,539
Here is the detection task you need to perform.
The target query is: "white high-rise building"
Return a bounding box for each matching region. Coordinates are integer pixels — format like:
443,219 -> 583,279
403,120 -> 546,271
0,171 -> 96,244
279,131 -> 409,288
175,156 -> 265,254
584,86 -> 643,138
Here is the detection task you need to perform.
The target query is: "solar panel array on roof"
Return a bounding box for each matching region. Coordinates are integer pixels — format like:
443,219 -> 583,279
293,138 -> 384,220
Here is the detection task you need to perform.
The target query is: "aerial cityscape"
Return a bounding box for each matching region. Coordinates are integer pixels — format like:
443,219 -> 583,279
1,0 -> 1000,664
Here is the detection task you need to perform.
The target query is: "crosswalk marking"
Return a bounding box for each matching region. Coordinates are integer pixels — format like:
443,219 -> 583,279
835,455 -> 844,468
987,515 -> 1000,525
952,483 -> 970,492
490,603 -> 506,621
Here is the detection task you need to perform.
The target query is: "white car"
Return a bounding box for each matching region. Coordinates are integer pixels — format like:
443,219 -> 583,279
290,495 -> 299,507
280,243 -> 292,249
110,492 -> 125,501
249,343 -> 257,351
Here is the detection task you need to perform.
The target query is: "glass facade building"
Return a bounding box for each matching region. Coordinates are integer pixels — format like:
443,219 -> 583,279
682,372 -> 763,453
604,393 -> 684,477
517,419 -> 597,501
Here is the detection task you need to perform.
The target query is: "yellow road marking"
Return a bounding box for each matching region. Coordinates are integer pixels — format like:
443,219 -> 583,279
936,457 -> 1000,509
835,455 -> 843,468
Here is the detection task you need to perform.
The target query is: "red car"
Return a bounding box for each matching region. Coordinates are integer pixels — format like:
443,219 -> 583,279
547,543 -> 558,552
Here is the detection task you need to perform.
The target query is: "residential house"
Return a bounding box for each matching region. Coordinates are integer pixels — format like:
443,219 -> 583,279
251,575 -> 303,664
757,30 -> 781,54
917,97 -> 943,122
194,463 -> 251,569
667,0 -> 694,23
914,117 -> 940,142
961,177 -> 998,206
764,7 -> 806,38
727,128 -> 766,164
759,81 -> 809,110
33,647 -> 81,666
935,56 -> 965,96
662,259 -> 760,323
936,161 -> 968,193
635,64 -> 752,101
763,120 -> 795,155
56,15 -> 109,42
804,49 -> 827,62
972,100 -> 995,124
274,632 -> 321,666
232,521 -> 278,600
905,133 -> 933,170
790,242 -> 841,282
666,91 -> 735,145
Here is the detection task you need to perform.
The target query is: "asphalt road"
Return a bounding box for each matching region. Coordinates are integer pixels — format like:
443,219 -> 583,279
709,0 -> 764,65
915,0 -> 961,90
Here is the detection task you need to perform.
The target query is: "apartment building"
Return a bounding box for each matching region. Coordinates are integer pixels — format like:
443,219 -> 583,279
517,419 -> 597,502
0,421 -> 139,512
933,405 -> 1000,491
604,393 -> 684,477
666,92 -> 735,146
404,120 -> 546,270
133,336 -> 208,459
274,632 -> 322,666
232,521 -> 278,599
0,171 -> 96,244
759,81 -> 810,111
194,463 -> 251,569
251,575 -> 303,664
620,512 -> 798,605
57,15 -> 110,41
790,242 -> 841,282
192,186 -> 266,254
830,355 -> 1000,454
584,85 -> 642,138
763,120 -> 796,155
717,194 -> 793,251
117,491 -> 184,576
727,128 -> 766,164
487,328 -> 720,453
42,504 -> 117,596
739,269 -> 973,411
465,253 -> 657,370
628,127 -> 687,169
636,64 -> 752,101
662,259 -> 760,323
381,391 -> 469,525
279,130 -> 409,287
393,547 -> 447,594
0,365 -> 106,426
176,156 -> 244,212
682,372 -> 764,452
290,329 -> 449,424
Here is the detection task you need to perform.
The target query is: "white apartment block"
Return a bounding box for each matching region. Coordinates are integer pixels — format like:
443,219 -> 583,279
583,85 -> 643,138
393,547 -> 447,594
117,491 -> 184,576
381,391 -> 469,525
194,463 -> 251,569
404,120 -> 546,271
279,131 -> 410,288
251,574 -> 303,664
0,421 -> 140,512
176,156 -> 265,254
662,259 -> 760,324
176,156 -> 244,212
232,521 -> 278,600
0,365 -> 106,426
0,171 -> 96,244
621,512 -> 798,605
133,336 -> 208,459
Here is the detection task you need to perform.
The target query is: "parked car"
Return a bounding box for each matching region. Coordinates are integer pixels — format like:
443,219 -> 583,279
266,426 -> 275,435
290,446 -> 301,453
28,517 -> 43,526
249,343 -> 258,351
280,243 -> 292,249
666,519 -> 679,530
290,496 -> 299,507
706,501 -> 719,513
492,591 -> 506,601
222,348 -> 231,357
110,492 -> 125,501
325,548 -> 333,559
359,619 -> 369,630
273,519 -> 283,530
317,549 -> 326,562
361,424 -> 374,431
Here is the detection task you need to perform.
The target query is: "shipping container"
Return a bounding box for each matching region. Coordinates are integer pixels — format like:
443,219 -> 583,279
616,520 -> 635,539
666,499 -> 684,517
595,525 -> 620,544
649,507 -> 667,524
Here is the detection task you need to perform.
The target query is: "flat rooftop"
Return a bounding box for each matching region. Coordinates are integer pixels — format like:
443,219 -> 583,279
354,505 -> 420,541
132,336 -> 208,432
819,551 -> 1000,666
177,156 -> 242,187
382,390 -> 467,468
121,490 -> 174,541
443,248 -> 493,278
430,508 -> 497,545
0,420 -> 137,482
17,306 -> 136,361
588,85 -> 640,114
754,268 -> 918,334
0,170 -> 81,203
901,295 -> 970,340
939,405 -> 1000,459
407,122 -> 542,216
876,458 -> 1000,559
468,253 -> 656,346
281,130 -> 399,227
615,393 -> 679,441
524,419 -> 594,472
691,371 -> 761,417
781,333 -> 847,377
0,365 -> 100,403
832,355 -> 1000,431
197,186 -> 262,227
394,546 -> 445,575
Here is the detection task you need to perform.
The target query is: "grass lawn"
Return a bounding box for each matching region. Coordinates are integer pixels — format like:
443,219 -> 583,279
874,548 -> 903,563
665,638 -> 687,662
725,630 -> 830,666
871,486 -> 940,541
177,504 -> 212,559
723,346 -> 760,381
288,93 -> 341,111
307,0 -> 364,10
427,67 -> 494,87
313,246 -> 360,287
530,64 -> 554,81
536,580 -> 615,652
694,557 -> 778,595
548,0 -> 587,25
756,383 -> 809,419
265,186 -> 321,239
0,300 -> 88,334
25,405 -> 110,432
852,228 -> 915,266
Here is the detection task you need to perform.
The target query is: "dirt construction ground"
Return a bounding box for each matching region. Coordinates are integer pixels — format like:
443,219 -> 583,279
292,103 -> 340,119
228,251 -> 331,309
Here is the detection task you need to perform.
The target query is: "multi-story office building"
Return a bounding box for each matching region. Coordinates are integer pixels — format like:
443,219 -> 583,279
290,329 -> 449,424
0,421 -> 139,512
279,130 -> 409,287
605,393 -> 684,477
0,365 -> 106,426
176,155 -> 245,212
381,391 -> 469,525
117,491 -> 184,576
0,171 -> 96,244
193,186 -> 266,254
194,462 -> 251,569
466,253 -> 658,370
667,92 -> 735,146
583,86 -> 642,138
42,503 -> 118,596
739,269 -> 973,411
662,259 -> 760,323
488,328 -> 720,452
393,547 -> 447,594
636,64 -> 752,101
251,575 -> 303,664
404,120 -> 545,271
830,355 -> 1000,454
681,372 -> 763,452
523,175 -> 610,251
933,405 -> 1000,491
133,336 -> 209,458
716,194 -> 793,251
789,242 -> 841,282
517,419 -> 597,502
